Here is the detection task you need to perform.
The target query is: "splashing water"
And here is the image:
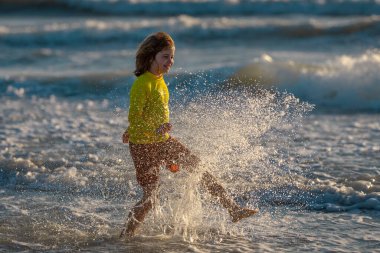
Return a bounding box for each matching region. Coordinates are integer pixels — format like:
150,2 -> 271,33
131,86 -> 314,242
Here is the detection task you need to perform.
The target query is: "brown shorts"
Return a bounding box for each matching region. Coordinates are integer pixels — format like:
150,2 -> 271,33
129,137 -> 199,187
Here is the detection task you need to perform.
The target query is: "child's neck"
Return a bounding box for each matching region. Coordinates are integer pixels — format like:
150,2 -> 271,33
148,67 -> 163,78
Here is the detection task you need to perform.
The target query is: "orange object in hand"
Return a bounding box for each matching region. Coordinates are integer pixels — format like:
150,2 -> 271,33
167,164 -> 179,173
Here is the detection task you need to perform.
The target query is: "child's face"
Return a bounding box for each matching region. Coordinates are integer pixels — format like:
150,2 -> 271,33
151,47 -> 175,75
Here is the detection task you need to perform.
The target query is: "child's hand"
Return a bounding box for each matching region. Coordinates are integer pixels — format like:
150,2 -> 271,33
122,130 -> 129,143
156,123 -> 172,136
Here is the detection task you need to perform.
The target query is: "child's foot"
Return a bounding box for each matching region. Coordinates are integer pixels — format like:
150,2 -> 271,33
230,208 -> 258,223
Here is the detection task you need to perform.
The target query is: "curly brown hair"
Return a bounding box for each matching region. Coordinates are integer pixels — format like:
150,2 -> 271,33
134,32 -> 175,77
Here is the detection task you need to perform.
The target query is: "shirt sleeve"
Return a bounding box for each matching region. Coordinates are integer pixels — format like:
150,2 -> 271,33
128,81 -> 156,134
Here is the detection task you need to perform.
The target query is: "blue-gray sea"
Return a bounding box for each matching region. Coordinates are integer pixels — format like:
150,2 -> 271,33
1,1 -> 380,252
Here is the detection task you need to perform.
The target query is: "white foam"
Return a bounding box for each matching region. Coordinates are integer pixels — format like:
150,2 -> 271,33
234,49 -> 380,111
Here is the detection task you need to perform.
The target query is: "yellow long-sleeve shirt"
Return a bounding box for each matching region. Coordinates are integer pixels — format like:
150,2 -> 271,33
128,71 -> 170,144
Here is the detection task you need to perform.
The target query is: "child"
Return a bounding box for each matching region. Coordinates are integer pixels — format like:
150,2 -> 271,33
120,32 -> 257,238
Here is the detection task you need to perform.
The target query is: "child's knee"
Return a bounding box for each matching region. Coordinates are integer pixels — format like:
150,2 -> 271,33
180,153 -> 200,168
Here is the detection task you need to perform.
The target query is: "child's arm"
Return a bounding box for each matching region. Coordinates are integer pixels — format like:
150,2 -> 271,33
156,123 -> 172,136
129,81 -> 156,135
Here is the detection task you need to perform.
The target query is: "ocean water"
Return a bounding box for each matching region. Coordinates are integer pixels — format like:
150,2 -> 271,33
1,0 -> 380,252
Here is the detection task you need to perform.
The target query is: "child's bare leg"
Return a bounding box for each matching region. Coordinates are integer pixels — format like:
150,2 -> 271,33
120,183 -> 158,238
180,151 -> 258,222
201,171 -> 239,211
200,171 -> 258,222
182,154 -> 241,212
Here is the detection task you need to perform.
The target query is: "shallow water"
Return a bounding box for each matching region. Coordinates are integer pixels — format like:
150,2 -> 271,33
1,90 -> 379,252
